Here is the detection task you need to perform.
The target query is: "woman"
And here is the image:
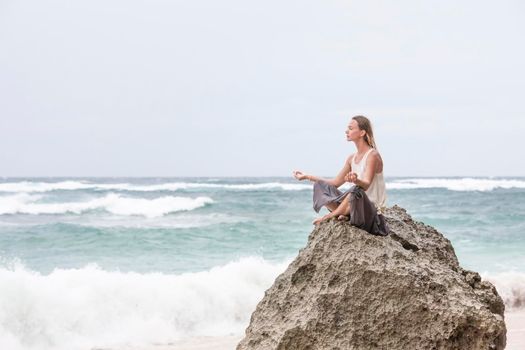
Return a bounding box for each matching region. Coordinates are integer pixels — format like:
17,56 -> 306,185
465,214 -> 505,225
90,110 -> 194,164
293,116 -> 388,234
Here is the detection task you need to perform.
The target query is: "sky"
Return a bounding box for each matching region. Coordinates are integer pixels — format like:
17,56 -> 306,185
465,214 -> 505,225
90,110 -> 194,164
1,0 -> 524,177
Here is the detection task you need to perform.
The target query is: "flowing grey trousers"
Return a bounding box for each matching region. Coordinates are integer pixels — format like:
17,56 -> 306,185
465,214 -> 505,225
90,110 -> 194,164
313,180 -> 389,236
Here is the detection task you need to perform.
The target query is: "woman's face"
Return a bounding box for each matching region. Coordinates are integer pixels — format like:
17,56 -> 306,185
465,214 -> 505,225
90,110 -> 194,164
345,119 -> 364,142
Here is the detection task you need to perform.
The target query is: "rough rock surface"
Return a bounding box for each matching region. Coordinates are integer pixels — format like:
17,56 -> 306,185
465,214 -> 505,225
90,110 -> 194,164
237,206 -> 506,350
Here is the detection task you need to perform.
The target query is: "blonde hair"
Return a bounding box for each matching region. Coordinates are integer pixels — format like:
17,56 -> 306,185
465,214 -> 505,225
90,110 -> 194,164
352,115 -> 377,149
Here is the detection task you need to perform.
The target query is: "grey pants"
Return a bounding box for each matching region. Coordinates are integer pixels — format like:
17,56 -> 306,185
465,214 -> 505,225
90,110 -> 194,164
313,180 -> 389,236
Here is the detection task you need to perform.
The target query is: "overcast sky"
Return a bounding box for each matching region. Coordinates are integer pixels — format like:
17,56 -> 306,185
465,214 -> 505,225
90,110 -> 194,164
1,0 -> 524,177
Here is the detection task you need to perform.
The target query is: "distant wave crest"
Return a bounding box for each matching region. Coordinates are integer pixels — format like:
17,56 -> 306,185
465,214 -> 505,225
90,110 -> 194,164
0,181 -> 311,193
387,178 -> 525,191
0,257 -> 289,350
0,193 -> 213,218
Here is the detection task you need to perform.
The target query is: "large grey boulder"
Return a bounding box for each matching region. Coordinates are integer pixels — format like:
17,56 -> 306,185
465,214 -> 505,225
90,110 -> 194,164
237,206 -> 506,350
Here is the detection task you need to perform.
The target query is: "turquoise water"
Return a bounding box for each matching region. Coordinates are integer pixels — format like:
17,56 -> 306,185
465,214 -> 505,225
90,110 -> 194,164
391,187 -> 525,273
0,177 -> 524,349
0,178 -> 313,274
1,177 -> 524,274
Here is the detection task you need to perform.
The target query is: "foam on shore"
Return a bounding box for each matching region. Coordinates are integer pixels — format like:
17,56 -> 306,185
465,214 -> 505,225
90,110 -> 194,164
0,257 -> 289,350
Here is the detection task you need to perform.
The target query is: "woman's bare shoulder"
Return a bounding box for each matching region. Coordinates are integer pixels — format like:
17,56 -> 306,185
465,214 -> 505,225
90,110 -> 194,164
371,149 -> 381,157
368,149 -> 384,170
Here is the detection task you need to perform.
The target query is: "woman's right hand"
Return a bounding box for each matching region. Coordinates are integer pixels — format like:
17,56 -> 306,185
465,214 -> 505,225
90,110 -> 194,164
293,170 -> 308,181
345,172 -> 358,184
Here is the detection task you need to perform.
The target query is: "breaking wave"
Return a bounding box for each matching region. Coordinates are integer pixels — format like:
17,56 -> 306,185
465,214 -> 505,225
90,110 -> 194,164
483,271 -> 525,310
0,257 -> 289,350
0,193 -> 213,218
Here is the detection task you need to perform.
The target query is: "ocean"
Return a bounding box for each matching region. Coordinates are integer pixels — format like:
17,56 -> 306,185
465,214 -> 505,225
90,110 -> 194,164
1,177 -> 524,350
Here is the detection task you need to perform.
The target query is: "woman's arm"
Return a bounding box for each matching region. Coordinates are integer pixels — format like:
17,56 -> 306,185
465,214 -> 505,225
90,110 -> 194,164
293,155 -> 353,187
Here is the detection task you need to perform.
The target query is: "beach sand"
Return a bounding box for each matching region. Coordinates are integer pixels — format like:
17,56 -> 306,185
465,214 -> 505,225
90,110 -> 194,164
506,310 -> 525,350
150,336 -> 242,350
109,310 -> 524,350
108,335 -> 242,350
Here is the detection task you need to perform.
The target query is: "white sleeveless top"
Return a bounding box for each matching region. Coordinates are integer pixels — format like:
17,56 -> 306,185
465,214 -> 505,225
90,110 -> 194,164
351,148 -> 387,213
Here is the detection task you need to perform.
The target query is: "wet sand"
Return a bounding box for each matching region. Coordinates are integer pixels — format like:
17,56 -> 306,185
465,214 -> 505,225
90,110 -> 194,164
109,309 -> 525,350
506,310 -> 525,350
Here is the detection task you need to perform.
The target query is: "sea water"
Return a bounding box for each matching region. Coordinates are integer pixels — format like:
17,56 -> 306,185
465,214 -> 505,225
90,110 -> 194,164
1,177 -> 524,349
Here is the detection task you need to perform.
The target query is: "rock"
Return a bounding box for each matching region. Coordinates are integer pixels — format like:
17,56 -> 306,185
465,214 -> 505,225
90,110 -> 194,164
237,205 -> 506,350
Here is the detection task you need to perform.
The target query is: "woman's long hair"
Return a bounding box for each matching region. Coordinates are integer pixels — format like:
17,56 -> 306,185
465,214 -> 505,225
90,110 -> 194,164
352,115 -> 377,149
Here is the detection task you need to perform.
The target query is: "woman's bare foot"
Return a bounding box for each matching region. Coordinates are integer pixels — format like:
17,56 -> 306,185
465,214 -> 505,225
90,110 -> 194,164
313,214 -> 330,225
312,217 -> 324,225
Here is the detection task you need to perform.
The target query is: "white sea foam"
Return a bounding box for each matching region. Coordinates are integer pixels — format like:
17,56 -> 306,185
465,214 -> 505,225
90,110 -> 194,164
0,181 -> 311,193
387,178 -> 525,191
0,257 -> 289,350
0,193 -> 213,218
483,272 -> 525,310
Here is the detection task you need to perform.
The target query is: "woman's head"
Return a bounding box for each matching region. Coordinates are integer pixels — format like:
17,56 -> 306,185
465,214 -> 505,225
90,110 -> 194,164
346,115 -> 377,148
